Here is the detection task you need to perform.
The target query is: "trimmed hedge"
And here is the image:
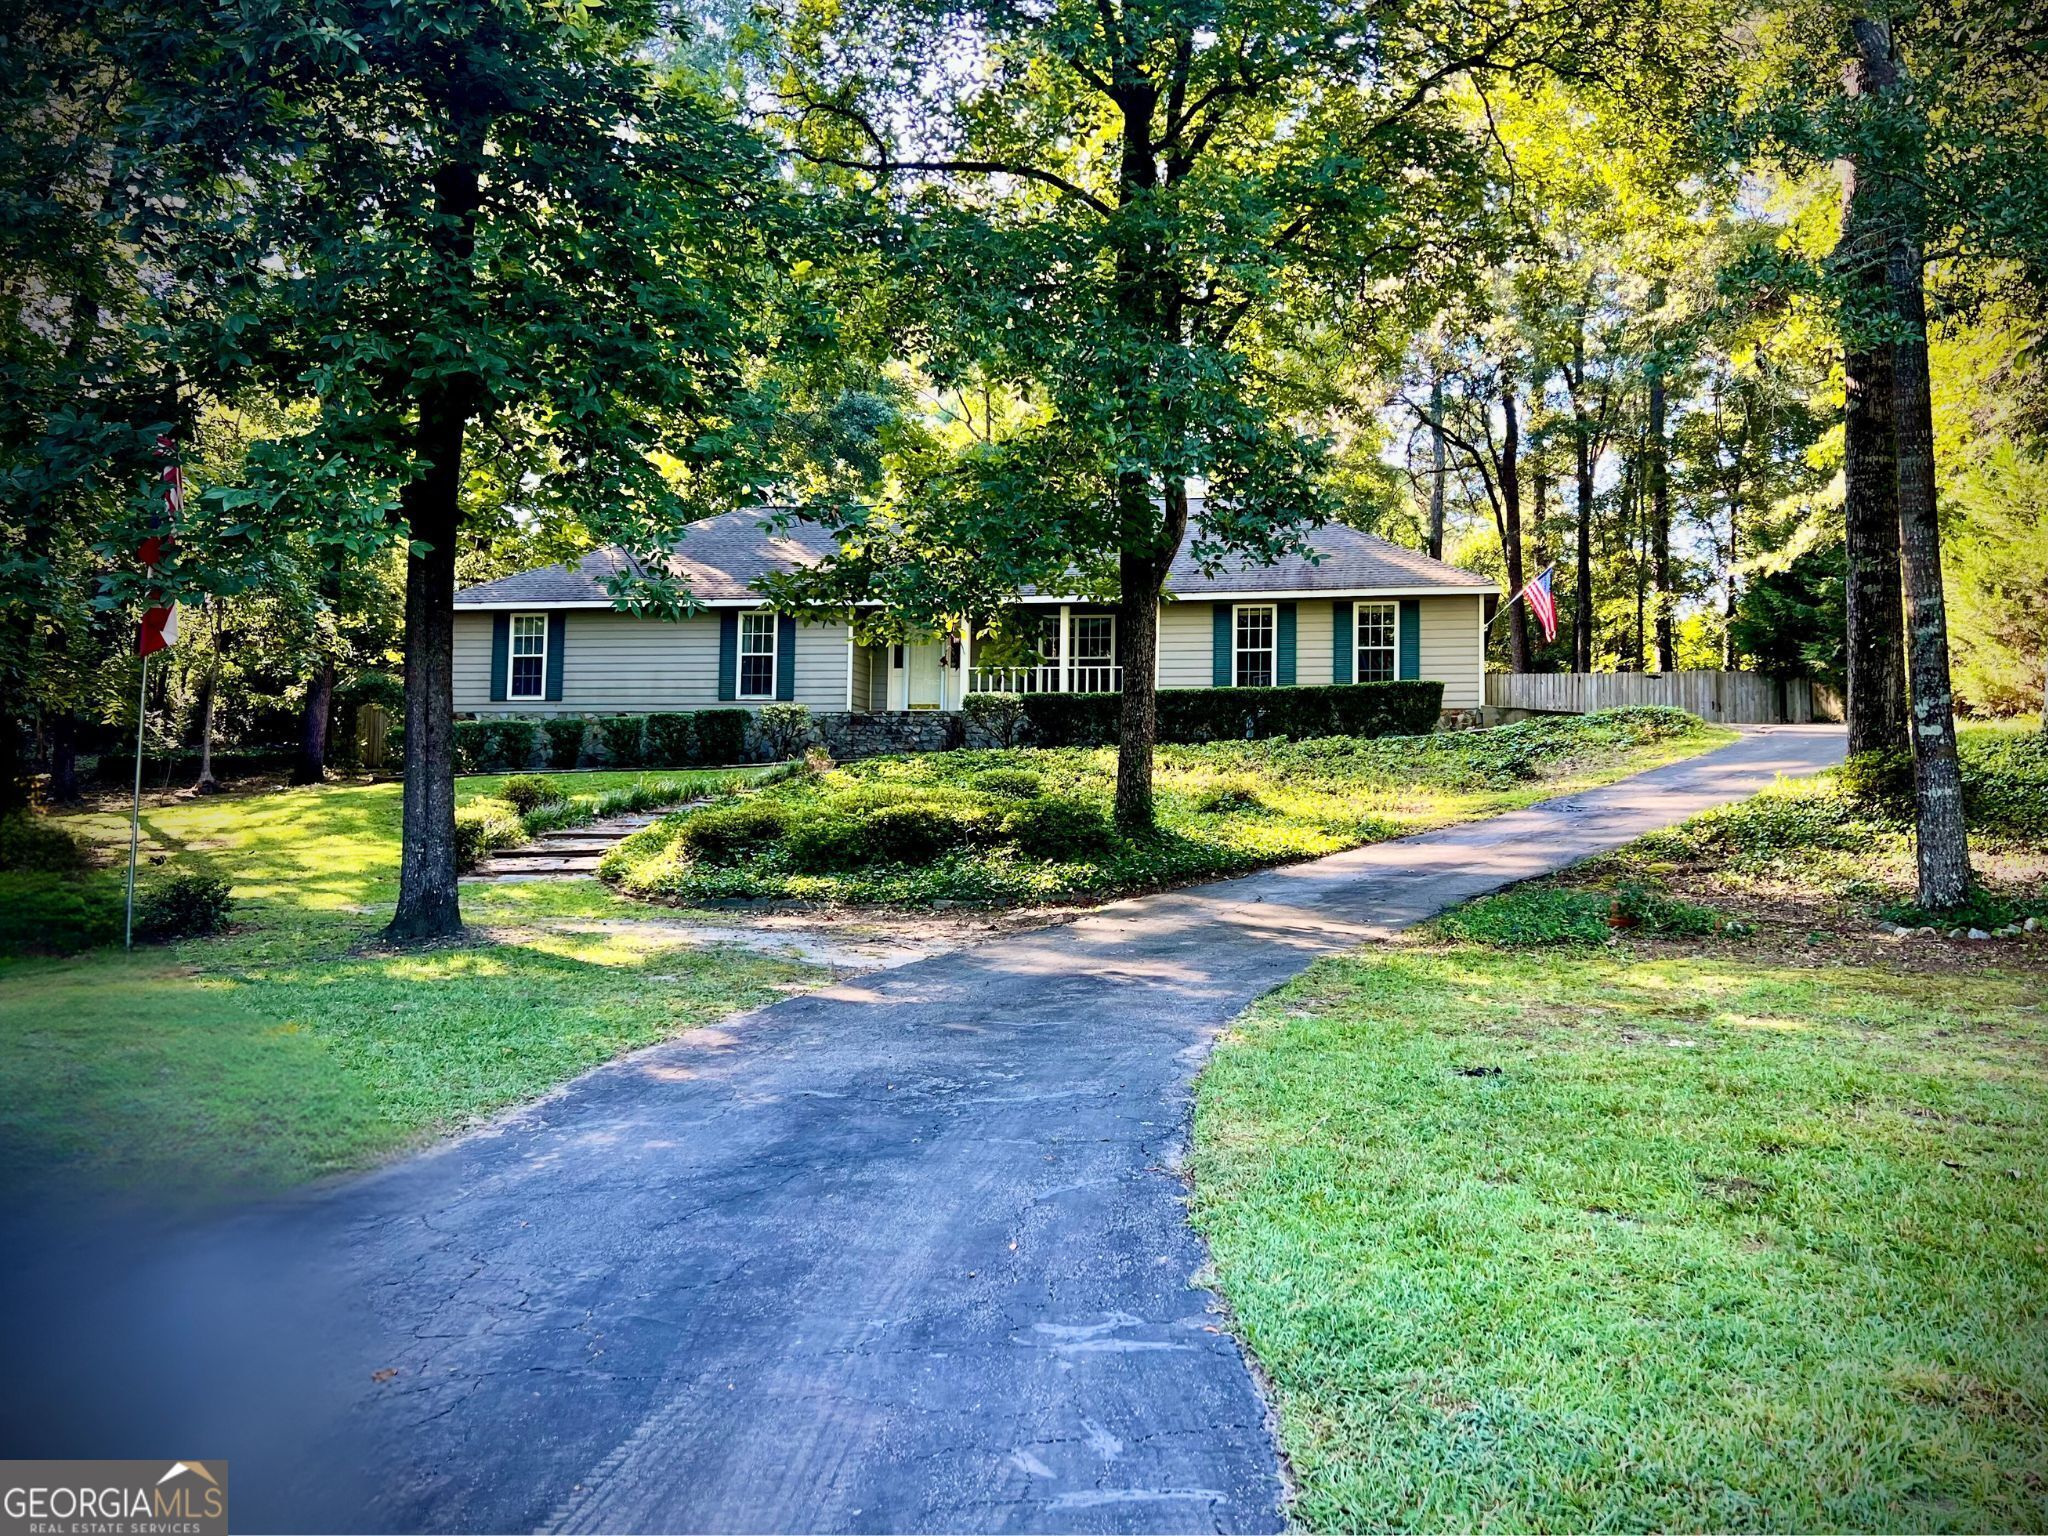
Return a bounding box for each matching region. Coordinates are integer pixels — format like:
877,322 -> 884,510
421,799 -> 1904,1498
645,713 -> 696,769
1021,681 -> 1445,747
694,709 -> 748,766
543,717 -> 586,769
453,719 -> 540,774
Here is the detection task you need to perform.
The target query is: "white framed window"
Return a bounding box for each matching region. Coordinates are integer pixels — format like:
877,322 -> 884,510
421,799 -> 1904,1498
738,611 -> 778,699
1072,614 -> 1115,665
1234,604 -> 1275,688
1356,601 -> 1398,683
508,613 -> 547,699
1037,613 -> 1062,665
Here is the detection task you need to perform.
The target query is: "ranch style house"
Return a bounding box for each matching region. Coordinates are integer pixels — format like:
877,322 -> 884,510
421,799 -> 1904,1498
453,507 -> 1498,727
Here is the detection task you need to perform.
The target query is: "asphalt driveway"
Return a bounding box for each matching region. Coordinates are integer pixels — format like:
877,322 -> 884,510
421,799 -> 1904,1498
4,727 -> 1843,1533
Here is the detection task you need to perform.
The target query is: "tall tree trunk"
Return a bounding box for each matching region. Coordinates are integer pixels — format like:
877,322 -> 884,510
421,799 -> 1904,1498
1427,371 -> 1447,560
47,711 -> 81,804
1838,36 -> 1910,758
1888,234 -> 1971,906
387,153 -> 483,942
1646,283 -> 1674,672
1500,374 -> 1530,671
1850,17 -> 1969,908
293,655 -> 336,785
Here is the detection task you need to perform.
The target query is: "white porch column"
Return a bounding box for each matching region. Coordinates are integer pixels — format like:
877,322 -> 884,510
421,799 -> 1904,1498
1060,604 -> 1072,694
959,620 -> 972,706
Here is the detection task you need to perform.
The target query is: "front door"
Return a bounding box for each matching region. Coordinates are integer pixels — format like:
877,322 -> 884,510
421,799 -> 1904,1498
905,641 -> 943,709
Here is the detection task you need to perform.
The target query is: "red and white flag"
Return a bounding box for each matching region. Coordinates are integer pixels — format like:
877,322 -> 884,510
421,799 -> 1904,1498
1518,566 -> 1558,643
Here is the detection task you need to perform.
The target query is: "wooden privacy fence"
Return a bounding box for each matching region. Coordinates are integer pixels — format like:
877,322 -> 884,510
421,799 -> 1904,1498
1485,670 -> 1842,726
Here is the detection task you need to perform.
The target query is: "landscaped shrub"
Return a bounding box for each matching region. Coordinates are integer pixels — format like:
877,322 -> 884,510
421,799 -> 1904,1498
543,717 -> 586,769
782,813 -> 869,873
0,870 -> 123,954
997,797 -> 1112,860
453,719 -> 539,774
499,774 -> 567,814
0,811 -> 91,873
1437,881 -> 1731,948
454,798 -> 526,871
675,801 -> 791,862
963,692 -> 1029,749
644,713 -> 696,769
862,801 -> 987,863
970,767 -> 1043,799
694,709 -> 748,765
758,703 -> 813,761
1019,681 -> 1445,748
133,871 -> 235,941
596,714 -> 646,767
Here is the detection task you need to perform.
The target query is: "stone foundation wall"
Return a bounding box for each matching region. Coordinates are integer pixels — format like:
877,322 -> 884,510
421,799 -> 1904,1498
809,711 -> 963,761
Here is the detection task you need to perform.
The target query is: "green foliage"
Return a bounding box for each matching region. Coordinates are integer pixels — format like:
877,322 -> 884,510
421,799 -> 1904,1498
968,767 -> 1043,799
1958,726 -> 2048,840
674,802 -> 792,863
962,693 -> 1029,749
605,710 -> 1724,907
0,871 -> 124,955
1434,887 -> 1616,947
996,797 -> 1112,861
133,872 -> 235,942
453,799 -> 525,873
1876,885 -> 2042,934
757,704 -> 813,761
0,811 -> 91,874
499,774 -> 567,815
644,713 -> 697,769
543,717 -> 586,771
453,720 -> 539,775
1836,748 -> 1916,814
92,748 -> 299,787
596,715 -> 646,769
1021,682 -> 1446,748
693,709 -> 749,765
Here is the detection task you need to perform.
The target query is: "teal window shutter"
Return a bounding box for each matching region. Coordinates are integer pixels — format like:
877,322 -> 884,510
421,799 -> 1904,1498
1212,604 -> 1232,687
775,615 -> 797,701
1277,601 -> 1296,685
717,612 -> 739,700
1332,601 -> 1353,683
544,613 -> 566,701
1398,599 -> 1421,679
489,614 -> 509,702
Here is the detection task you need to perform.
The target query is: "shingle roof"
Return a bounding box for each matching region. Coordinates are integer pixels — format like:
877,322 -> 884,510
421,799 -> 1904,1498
454,504 -> 1495,607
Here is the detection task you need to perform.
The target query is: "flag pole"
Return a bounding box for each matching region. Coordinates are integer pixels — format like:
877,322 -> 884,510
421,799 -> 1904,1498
125,650 -> 149,951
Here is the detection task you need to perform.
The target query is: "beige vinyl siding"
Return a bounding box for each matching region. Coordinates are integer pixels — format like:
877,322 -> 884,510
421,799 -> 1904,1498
1416,594 -> 1484,708
1156,600 -> 1216,689
454,610 -> 852,715
1292,599 -> 1334,686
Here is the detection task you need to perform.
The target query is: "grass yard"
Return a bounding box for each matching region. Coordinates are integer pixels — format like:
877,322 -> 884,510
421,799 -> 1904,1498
606,708 -> 1734,908
1191,728 -> 2048,1533
0,767 -> 809,1201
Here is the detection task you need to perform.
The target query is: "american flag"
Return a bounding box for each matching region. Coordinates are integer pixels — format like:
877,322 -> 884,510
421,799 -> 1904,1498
138,435 -> 183,656
1518,566 -> 1558,643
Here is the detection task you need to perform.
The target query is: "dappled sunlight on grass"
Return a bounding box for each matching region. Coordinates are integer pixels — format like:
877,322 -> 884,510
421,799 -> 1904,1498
6,770 -> 817,1200
1193,944 -> 2048,1533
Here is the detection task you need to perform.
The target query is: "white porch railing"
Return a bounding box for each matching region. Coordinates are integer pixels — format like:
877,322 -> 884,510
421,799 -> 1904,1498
966,664 -> 1123,695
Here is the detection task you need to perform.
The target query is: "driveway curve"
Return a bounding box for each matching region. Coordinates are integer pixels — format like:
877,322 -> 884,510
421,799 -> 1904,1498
6,727 -> 1843,1533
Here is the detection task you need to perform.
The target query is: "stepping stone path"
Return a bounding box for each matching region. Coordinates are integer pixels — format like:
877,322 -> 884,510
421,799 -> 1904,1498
469,804 -> 698,881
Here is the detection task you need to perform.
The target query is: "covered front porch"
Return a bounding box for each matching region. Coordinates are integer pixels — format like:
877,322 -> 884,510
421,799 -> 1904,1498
851,603 -> 1122,712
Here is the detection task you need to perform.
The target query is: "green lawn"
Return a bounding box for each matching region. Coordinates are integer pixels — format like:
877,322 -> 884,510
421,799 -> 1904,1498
1191,739 -> 2048,1532
606,709 -> 1735,908
0,768 -> 807,1200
